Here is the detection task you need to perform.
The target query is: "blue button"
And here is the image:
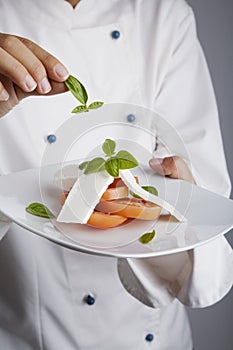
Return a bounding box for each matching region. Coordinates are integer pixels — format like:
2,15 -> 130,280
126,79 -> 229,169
47,134 -> 56,143
85,295 -> 95,305
127,114 -> 136,123
111,30 -> 120,39
145,333 -> 154,342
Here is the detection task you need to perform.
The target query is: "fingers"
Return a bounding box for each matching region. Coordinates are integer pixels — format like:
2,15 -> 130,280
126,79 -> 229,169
0,47 -> 37,92
19,37 -> 69,82
0,34 -> 69,96
0,81 -> 9,101
44,80 -> 68,96
0,73 -> 67,118
149,156 -> 196,184
149,157 -> 179,177
0,33 -> 70,117
0,75 -> 19,117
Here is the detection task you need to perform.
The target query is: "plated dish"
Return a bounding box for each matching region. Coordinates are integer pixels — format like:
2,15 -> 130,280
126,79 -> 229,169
0,159 -> 233,258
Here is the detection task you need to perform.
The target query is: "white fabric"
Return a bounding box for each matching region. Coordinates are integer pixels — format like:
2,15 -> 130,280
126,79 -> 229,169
0,0 -> 232,349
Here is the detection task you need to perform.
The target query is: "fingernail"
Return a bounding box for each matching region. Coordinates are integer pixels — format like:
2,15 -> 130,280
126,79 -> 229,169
149,158 -> 163,166
0,88 -> 9,101
25,74 -> 37,91
54,63 -> 69,80
38,77 -> 51,94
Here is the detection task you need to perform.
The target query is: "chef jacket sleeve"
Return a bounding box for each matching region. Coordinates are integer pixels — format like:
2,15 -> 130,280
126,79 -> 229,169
117,4 -> 233,309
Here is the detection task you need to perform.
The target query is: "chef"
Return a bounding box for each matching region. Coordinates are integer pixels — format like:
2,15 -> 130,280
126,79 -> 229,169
0,0 -> 232,349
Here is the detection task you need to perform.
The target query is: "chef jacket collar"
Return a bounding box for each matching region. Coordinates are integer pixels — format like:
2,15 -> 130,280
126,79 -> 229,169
12,0 -> 90,30
16,0 -> 120,30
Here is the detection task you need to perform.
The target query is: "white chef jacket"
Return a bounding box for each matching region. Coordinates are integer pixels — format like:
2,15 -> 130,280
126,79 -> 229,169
0,1 -> 232,349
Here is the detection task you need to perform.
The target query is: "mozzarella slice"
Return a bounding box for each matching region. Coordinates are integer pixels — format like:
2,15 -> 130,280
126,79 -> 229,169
119,169 -> 185,222
57,171 -> 114,223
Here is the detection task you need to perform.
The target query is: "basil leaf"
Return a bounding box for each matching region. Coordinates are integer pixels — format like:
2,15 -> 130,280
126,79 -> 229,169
130,185 -> 158,199
65,75 -> 88,105
142,186 -> 158,196
139,230 -> 156,244
26,203 -> 55,219
88,101 -> 104,110
72,105 -> 88,114
115,150 -> 138,170
84,157 -> 105,174
102,139 -> 116,157
79,161 -> 89,170
130,190 -> 141,199
105,158 -> 119,177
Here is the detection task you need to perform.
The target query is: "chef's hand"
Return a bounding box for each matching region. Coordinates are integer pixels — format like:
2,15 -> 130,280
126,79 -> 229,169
149,156 -> 196,184
0,33 -> 69,117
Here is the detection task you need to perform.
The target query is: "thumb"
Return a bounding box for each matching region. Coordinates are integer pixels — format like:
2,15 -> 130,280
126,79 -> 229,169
149,157 -> 175,177
15,79 -> 68,101
149,156 -> 196,184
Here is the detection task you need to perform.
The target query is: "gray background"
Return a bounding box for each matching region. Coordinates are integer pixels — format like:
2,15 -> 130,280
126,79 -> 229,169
186,0 -> 233,349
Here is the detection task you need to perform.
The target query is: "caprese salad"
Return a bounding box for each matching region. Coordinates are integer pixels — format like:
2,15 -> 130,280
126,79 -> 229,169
26,139 -> 184,228
59,176 -> 162,229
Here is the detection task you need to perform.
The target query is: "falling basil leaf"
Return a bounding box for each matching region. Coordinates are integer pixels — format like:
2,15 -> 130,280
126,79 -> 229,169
88,101 -> 104,110
26,203 -> 55,219
84,157 -> 106,174
105,158 -> 120,177
72,105 -> 88,114
130,185 -> 158,199
102,139 -> 116,157
115,150 -> 138,170
139,230 -> 156,244
65,75 -> 88,105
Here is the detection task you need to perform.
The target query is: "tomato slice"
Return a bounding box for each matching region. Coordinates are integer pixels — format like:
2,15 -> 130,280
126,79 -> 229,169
101,186 -> 128,200
60,187 -> 128,204
101,176 -> 139,200
108,176 -> 139,188
96,198 -> 162,221
87,211 -> 128,229
60,193 -> 127,229
61,176 -> 139,203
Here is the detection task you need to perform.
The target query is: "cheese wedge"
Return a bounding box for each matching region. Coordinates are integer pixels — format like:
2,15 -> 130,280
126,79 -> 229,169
57,171 -> 114,223
119,169 -> 185,222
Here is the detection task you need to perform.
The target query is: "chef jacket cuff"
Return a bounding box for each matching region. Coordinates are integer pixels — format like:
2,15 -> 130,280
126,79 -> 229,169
117,236 -> 233,309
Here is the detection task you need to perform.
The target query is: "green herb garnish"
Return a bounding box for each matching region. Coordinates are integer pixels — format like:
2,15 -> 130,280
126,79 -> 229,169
72,105 -> 88,114
83,157 -> 106,175
26,203 -> 55,219
105,151 -> 138,177
65,75 -> 104,114
102,138 -> 116,157
88,101 -> 104,110
79,139 -> 138,177
130,185 -> 158,199
104,158 -> 120,177
139,230 -> 156,244
78,161 -> 90,170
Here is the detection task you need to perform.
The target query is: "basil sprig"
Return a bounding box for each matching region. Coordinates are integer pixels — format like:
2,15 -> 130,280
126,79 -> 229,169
26,203 -> 55,219
79,139 -> 138,177
139,229 -> 156,244
130,185 -> 158,199
65,75 -> 104,114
